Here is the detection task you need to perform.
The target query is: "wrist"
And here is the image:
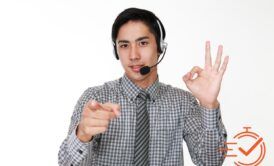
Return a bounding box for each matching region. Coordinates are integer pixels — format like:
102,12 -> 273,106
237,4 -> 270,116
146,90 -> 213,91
200,100 -> 219,109
76,126 -> 93,143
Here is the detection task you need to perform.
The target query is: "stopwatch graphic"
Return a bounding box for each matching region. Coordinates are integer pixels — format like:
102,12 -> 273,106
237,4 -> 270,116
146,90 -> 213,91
224,127 -> 266,166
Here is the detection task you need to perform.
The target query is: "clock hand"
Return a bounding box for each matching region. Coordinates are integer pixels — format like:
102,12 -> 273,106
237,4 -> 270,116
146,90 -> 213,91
238,137 -> 263,156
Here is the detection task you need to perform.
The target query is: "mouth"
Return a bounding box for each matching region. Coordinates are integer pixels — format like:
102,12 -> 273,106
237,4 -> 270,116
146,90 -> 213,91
129,65 -> 144,72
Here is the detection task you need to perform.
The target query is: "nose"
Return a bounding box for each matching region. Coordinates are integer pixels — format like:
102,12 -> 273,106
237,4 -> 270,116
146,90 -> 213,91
129,44 -> 140,61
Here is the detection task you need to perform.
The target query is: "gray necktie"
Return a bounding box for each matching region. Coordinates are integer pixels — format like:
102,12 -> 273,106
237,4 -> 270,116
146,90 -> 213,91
134,90 -> 150,166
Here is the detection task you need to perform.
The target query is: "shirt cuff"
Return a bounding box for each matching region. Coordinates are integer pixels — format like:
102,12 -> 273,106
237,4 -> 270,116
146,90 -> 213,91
67,128 -> 89,165
200,105 -> 221,129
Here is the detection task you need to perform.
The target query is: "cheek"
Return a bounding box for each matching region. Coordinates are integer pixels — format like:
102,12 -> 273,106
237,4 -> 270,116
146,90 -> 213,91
119,56 -> 129,68
140,48 -> 158,62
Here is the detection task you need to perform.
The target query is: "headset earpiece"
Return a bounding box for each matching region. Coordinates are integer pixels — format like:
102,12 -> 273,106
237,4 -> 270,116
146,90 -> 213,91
112,41 -> 119,60
156,20 -> 167,53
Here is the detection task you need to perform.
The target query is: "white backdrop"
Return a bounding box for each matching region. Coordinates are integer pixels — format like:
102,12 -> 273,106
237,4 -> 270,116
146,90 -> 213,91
0,0 -> 273,165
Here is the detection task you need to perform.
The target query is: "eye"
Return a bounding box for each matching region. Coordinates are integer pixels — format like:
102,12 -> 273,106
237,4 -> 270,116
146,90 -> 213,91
119,43 -> 129,48
139,41 -> 149,46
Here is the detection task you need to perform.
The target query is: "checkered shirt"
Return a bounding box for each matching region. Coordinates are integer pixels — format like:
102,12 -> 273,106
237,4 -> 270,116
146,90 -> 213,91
58,75 -> 227,166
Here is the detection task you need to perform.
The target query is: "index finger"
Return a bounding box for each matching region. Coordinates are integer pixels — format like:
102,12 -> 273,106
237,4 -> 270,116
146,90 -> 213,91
87,100 -> 111,112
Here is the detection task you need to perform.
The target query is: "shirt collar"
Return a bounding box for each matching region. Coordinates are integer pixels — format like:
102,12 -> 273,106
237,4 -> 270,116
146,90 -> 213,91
121,74 -> 160,101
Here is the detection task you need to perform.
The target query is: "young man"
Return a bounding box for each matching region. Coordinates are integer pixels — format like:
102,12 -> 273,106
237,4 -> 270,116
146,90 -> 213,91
58,8 -> 229,166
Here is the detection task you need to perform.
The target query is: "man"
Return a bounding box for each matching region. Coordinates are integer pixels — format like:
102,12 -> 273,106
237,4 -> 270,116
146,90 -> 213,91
58,8 -> 229,166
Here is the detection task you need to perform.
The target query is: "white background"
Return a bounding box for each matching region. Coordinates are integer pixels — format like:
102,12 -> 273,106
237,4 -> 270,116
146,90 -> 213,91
0,0 -> 273,165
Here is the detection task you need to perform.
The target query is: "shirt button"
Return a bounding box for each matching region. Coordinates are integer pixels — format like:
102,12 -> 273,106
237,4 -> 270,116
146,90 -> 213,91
77,149 -> 83,154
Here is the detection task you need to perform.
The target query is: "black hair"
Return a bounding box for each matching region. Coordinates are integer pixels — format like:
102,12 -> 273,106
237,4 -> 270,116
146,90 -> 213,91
111,8 -> 166,59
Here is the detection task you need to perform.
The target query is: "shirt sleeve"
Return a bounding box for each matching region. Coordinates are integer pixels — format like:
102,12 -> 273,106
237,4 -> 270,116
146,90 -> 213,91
58,127 -> 92,166
58,88 -> 99,166
183,93 -> 227,166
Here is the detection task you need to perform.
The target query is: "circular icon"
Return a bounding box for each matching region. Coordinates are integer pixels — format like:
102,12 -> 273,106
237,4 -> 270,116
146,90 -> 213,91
233,127 -> 266,166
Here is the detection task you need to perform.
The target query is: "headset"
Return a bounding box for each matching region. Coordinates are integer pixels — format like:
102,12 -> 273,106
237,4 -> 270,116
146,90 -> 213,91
112,19 -> 168,75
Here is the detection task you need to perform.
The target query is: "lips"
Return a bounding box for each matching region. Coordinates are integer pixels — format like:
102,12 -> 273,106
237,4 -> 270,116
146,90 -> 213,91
130,65 -> 144,72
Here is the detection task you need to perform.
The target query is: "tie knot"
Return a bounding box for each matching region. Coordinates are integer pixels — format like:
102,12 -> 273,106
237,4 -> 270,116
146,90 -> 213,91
138,90 -> 149,100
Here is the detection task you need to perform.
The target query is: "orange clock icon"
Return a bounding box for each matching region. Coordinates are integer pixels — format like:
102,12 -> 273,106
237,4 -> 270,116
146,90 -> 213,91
232,127 -> 266,166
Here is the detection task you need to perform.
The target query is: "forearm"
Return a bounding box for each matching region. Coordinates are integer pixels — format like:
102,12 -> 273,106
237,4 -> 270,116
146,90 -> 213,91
199,106 -> 227,165
58,127 -> 90,166
183,95 -> 227,165
58,88 -> 99,166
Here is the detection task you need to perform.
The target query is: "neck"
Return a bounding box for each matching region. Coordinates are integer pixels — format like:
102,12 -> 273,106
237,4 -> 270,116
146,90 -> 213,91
127,68 -> 158,89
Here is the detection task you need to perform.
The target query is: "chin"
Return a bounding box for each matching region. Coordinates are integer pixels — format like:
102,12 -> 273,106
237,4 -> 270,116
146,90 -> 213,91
125,71 -> 147,82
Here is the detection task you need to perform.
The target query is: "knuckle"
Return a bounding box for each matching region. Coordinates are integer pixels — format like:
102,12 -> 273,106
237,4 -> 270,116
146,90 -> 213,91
105,120 -> 110,127
106,113 -> 112,120
79,117 -> 87,126
85,100 -> 92,109
82,110 -> 89,117
83,127 -> 91,135
102,127 -> 108,133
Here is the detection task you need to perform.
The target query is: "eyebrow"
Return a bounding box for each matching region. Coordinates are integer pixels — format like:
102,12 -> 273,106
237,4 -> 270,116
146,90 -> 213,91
117,36 -> 149,44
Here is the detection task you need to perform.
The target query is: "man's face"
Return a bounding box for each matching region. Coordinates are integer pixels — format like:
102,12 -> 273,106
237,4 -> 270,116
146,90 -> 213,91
116,20 -> 158,85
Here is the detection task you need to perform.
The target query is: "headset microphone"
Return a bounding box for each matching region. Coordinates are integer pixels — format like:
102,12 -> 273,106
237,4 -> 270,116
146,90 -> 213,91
140,66 -> 150,75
